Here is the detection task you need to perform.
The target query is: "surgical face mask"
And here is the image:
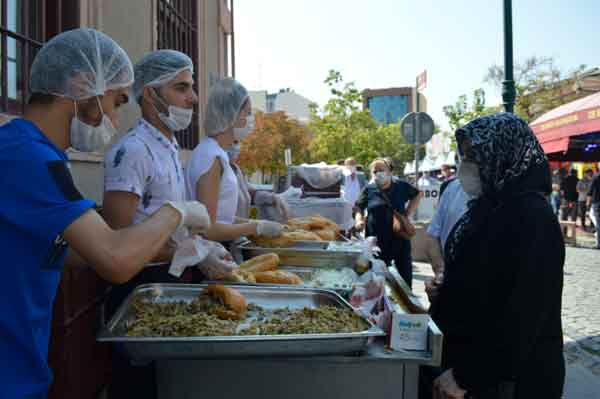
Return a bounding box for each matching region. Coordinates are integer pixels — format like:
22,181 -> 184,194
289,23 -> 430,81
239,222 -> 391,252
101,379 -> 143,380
226,142 -> 241,161
70,98 -> 117,152
153,89 -> 193,132
458,160 -> 483,197
374,171 -> 391,187
233,113 -> 255,140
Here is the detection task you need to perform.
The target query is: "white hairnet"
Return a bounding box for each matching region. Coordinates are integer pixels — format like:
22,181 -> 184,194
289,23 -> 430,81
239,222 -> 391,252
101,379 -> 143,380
133,49 -> 194,101
29,28 -> 133,100
204,78 -> 249,137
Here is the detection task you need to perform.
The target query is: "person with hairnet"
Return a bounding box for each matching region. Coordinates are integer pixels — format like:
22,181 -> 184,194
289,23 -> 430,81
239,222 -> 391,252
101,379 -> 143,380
0,29 -> 211,398
185,78 -> 284,247
226,137 -> 290,220
102,49 -> 236,283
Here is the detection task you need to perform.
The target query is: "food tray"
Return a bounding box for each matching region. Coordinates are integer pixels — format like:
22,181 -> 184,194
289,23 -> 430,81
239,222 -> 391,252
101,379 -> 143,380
237,240 -> 362,268
98,284 -> 384,361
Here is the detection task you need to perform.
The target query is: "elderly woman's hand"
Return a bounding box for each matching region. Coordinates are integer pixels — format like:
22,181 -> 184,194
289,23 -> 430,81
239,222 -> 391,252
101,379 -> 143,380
433,369 -> 467,399
355,219 -> 365,232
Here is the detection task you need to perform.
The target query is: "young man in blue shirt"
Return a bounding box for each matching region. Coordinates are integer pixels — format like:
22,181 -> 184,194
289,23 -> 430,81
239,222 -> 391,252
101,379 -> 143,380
0,28 -> 210,398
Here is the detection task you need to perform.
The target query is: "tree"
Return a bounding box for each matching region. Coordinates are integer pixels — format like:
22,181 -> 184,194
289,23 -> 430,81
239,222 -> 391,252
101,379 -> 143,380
485,56 -> 587,122
308,70 -> 415,170
238,111 -> 312,180
443,88 -> 499,131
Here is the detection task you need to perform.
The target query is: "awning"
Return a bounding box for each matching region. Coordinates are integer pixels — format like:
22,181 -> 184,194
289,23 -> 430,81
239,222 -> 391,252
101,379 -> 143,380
530,92 -> 600,156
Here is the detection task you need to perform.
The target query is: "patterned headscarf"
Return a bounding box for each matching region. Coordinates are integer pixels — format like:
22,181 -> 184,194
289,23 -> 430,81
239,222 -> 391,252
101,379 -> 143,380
445,113 -> 549,263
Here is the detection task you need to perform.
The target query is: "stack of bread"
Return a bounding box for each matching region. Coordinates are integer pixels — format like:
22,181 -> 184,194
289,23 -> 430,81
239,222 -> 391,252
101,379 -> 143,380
227,253 -> 303,285
250,215 -> 341,248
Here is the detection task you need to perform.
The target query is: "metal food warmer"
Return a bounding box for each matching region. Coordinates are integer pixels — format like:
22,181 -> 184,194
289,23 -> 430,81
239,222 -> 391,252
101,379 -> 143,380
98,269 -> 443,399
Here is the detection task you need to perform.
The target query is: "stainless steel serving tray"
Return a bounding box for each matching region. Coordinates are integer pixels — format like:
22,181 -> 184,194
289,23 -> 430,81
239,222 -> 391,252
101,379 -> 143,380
237,240 -> 362,268
98,283 -> 384,361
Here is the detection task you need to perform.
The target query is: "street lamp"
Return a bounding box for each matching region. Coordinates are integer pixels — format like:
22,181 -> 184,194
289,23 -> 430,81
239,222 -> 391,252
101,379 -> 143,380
502,0 -> 516,113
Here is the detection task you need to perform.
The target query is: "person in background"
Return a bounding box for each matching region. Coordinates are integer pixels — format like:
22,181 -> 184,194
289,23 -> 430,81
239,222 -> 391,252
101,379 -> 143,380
439,163 -> 455,183
587,171 -> 600,249
355,158 -> 421,286
226,138 -> 290,221
550,183 -> 562,217
418,171 -> 439,187
341,157 -> 364,209
561,168 -> 579,222
424,113 -> 564,399
0,28 -> 210,399
577,169 -> 594,231
424,178 -> 469,303
185,78 -> 284,248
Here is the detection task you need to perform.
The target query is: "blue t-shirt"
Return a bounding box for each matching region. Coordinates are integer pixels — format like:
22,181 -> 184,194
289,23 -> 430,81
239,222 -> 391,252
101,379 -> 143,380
0,119 -> 95,398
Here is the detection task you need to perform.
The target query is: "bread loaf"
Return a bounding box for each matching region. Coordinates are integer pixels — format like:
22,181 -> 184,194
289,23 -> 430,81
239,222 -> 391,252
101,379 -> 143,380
204,285 -> 247,319
239,253 -> 280,273
253,270 -> 303,285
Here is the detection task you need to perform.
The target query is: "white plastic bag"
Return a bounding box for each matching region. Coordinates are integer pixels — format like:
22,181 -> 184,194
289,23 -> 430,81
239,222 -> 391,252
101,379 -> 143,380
168,228 -> 209,277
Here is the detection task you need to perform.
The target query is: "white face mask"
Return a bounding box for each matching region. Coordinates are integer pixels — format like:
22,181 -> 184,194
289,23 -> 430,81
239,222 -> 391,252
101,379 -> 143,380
153,89 -> 193,132
458,160 -> 483,197
226,142 -> 241,161
70,98 -> 117,152
233,113 -> 255,140
374,171 -> 391,187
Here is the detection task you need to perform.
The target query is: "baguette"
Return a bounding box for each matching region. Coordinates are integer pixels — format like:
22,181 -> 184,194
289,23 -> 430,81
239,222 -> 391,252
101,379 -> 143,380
204,284 -> 247,319
253,270 -> 303,285
239,253 -> 280,273
313,228 -> 337,241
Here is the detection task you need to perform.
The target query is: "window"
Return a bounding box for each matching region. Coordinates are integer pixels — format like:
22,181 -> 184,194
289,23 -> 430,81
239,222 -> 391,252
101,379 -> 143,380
157,0 -> 199,149
0,0 -> 78,115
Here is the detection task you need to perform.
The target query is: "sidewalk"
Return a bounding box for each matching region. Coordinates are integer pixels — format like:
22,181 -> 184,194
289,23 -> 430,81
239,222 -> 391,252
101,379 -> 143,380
411,261 -> 600,399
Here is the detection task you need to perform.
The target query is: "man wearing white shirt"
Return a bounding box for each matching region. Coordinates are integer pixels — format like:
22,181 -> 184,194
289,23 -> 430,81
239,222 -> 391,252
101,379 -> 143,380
341,157 -> 363,208
424,178 -> 469,303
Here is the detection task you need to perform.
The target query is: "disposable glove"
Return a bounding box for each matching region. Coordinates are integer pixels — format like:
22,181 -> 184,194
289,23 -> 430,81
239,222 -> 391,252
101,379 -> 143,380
165,201 -> 211,231
255,220 -> 284,237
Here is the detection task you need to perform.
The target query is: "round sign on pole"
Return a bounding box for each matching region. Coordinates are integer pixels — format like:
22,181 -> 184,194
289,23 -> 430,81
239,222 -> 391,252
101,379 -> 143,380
400,112 -> 435,144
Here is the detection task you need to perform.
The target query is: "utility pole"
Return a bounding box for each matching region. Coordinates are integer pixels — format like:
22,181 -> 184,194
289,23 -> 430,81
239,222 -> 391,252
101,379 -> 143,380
502,0 -> 516,113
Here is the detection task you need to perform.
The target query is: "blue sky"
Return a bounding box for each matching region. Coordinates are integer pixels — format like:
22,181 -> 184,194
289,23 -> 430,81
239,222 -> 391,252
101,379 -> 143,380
234,0 -> 600,130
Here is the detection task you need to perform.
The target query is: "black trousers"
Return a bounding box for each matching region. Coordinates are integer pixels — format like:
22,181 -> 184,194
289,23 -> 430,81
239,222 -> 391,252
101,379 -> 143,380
380,237 -> 412,287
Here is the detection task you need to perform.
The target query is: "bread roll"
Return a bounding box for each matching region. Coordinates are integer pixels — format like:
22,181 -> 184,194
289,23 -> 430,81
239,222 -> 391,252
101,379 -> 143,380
253,270 -> 303,285
313,228 -> 337,241
226,269 -> 257,284
250,234 -> 296,248
284,230 -> 323,241
239,253 -> 280,273
204,285 -> 247,319
309,215 -> 340,231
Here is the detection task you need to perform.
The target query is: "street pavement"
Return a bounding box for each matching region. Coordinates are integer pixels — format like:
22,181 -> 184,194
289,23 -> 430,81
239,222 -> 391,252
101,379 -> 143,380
411,244 -> 600,398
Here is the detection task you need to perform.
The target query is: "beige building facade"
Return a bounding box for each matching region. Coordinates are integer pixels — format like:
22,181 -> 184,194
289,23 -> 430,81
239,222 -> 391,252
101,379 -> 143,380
1,0 -> 235,203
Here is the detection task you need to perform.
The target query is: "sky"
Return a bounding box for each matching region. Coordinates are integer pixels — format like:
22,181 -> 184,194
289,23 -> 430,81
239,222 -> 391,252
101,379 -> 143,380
234,0 -> 600,130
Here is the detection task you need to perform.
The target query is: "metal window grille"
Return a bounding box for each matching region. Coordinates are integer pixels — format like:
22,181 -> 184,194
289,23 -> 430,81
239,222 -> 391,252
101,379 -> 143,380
0,0 -> 44,114
0,0 -> 78,115
157,0 -> 199,149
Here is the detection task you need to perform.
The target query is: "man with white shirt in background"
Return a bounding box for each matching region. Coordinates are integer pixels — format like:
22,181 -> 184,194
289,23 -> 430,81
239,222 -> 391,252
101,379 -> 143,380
424,177 -> 470,303
341,157 -> 363,209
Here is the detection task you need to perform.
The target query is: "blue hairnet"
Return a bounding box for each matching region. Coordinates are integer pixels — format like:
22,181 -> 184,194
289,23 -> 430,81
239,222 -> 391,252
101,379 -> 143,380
204,78 -> 249,137
29,28 -> 134,100
133,49 -> 194,102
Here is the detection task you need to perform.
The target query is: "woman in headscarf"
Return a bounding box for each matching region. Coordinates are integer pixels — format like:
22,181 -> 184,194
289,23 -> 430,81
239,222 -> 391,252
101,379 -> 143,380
424,113 -> 565,399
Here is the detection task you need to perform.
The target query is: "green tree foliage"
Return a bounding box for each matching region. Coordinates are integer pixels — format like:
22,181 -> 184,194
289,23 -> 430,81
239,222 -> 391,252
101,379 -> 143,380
309,70 -> 415,171
485,56 -> 587,122
443,88 -> 499,131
